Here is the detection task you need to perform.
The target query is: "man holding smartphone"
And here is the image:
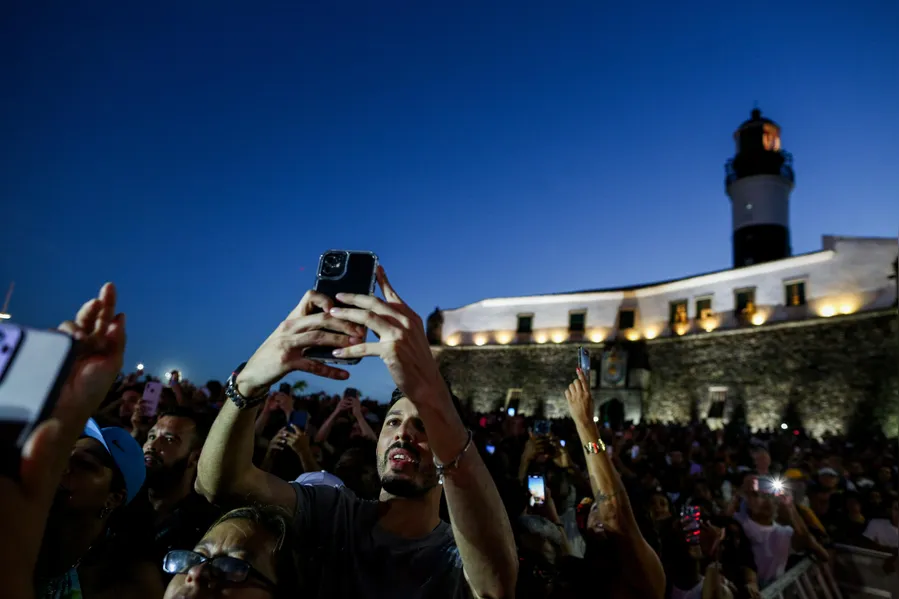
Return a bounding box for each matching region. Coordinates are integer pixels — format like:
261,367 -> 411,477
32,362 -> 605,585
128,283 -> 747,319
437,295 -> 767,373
197,266 -> 517,599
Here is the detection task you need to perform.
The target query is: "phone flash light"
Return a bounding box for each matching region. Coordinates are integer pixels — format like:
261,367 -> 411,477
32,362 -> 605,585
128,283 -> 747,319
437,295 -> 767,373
507,407 -> 516,416
593,415 -> 600,422
165,372 -> 172,379
772,479 -> 784,492
136,363 -> 144,371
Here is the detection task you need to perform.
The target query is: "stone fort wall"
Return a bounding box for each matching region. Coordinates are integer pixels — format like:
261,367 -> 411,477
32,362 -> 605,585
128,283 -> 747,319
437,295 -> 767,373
434,310 -> 898,437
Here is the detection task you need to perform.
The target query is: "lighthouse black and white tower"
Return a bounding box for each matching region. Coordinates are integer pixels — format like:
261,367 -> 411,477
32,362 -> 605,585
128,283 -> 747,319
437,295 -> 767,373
725,108 -> 795,268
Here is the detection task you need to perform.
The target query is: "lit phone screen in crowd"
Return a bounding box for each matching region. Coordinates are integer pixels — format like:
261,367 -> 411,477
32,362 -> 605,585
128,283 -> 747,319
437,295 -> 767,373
528,475 -> 546,506
485,444 -> 496,455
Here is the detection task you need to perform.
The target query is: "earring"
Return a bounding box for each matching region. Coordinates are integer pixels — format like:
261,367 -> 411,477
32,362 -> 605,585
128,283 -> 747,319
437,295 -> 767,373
99,506 -> 112,519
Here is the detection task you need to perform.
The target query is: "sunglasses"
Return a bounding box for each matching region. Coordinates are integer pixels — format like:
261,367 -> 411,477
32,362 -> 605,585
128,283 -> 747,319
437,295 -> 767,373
163,550 -> 276,589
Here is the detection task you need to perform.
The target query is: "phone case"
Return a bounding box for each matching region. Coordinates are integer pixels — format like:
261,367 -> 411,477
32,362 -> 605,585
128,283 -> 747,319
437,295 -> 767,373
142,382 -> 164,417
0,325 -> 76,452
307,250 -> 379,365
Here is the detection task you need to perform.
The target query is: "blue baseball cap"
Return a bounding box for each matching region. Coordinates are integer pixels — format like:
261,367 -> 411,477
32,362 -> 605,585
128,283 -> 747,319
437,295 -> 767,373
82,418 -> 146,504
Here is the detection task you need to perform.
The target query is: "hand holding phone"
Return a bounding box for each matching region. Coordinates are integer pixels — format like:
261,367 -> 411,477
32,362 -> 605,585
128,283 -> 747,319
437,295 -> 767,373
577,346 -> 590,374
528,474 -> 546,506
289,410 -> 308,431
306,250 -> 379,365
0,324 -> 76,465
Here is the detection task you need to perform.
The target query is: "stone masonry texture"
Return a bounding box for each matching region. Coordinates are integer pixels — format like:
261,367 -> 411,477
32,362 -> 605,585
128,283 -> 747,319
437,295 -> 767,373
435,311 -> 899,437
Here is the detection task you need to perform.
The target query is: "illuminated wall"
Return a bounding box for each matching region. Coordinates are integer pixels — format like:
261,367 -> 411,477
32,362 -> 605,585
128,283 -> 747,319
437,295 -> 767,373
439,236 -> 897,347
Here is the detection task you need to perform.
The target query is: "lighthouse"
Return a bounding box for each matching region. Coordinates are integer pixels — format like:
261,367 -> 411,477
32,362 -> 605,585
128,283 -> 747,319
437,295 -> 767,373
725,108 -> 795,268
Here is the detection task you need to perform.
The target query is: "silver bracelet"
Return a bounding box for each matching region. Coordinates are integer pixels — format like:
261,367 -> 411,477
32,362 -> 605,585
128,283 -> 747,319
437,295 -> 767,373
434,429 -> 473,485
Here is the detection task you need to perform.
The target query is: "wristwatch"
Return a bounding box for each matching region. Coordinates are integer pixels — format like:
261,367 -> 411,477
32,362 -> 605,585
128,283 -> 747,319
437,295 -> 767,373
225,362 -> 268,410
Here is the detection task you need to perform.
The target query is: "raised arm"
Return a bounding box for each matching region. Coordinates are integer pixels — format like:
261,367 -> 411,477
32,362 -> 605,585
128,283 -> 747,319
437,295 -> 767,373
565,369 -> 665,599
330,267 -> 518,599
2,284 -> 126,599
416,383 -> 518,598
196,290 -> 362,509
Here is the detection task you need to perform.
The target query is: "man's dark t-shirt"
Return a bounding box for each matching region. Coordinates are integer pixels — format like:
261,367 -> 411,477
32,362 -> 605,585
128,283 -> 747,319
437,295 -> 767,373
291,483 -> 469,599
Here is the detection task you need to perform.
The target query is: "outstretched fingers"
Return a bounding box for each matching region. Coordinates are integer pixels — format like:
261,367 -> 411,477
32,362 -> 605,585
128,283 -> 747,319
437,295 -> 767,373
376,265 -> 404,305
332,342 -> 383,359
289,355 -> 349,380
328,306 -> 399,339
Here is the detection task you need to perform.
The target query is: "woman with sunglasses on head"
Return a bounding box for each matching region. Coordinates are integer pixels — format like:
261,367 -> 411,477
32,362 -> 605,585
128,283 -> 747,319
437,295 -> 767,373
162,505 -> 299,599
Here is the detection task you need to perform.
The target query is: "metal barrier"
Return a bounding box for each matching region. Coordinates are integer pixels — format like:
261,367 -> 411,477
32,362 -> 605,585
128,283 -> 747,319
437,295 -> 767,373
760,545 -> 897,599
831,544 -> 897,599
760,557 -> 844,599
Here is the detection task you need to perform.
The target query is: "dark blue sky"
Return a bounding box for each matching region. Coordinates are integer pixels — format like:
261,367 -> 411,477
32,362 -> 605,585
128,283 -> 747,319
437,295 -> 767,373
3,2 -> 897,400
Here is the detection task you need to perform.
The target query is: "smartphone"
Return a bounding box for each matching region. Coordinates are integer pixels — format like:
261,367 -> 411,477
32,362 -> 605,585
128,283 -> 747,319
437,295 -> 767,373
141,382 -> 164,418
681,505 -> 702,544
0,324 -> 76,476
577,346 -> 590,374
289,410 -> 308,430
631,444 -> 640,459
344,387 -> 360,399
306,250 -> 379,365
485,444 -> 496,455
527,474 -> 546,506
533,419 -> 551,436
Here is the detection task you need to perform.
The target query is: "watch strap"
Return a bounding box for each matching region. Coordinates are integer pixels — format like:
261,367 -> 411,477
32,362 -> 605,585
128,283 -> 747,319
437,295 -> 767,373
225,363 -> 268,410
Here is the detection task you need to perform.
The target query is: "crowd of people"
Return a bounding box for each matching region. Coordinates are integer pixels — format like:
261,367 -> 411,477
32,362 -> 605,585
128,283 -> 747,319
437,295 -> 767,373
3,271 -> 897,599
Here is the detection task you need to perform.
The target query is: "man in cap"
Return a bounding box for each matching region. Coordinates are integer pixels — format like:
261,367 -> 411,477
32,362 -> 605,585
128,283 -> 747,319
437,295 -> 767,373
35,418 -> 163,598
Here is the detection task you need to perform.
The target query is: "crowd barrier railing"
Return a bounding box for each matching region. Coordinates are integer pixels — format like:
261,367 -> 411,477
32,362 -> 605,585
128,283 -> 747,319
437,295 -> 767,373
760,557 -> 843,599
830,543 -> 897,599
761,544 -> 897,599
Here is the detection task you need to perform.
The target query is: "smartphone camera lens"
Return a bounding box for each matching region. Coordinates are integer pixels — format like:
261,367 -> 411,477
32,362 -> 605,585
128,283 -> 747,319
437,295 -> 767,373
321,252 -> 347,277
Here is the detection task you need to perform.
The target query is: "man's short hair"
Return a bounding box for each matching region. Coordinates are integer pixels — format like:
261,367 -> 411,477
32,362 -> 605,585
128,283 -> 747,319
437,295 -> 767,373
156,407 -> 211,450
388,376 -> 466,422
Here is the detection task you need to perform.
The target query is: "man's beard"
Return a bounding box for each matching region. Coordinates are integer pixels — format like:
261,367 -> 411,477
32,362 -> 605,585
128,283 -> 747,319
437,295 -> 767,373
146,455 -> 191,491
378,442 -> 438,498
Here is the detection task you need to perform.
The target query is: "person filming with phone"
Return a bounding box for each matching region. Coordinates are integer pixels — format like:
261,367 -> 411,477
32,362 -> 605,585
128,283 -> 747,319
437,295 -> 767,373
561,368 -> 666,599
196,264 -> 517,599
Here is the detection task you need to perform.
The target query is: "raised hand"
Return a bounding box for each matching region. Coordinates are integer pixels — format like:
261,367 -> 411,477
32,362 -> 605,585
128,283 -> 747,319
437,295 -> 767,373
236,290 -> 366,398
0,283 -> 127,597
564,368 -> 594,427
329,266 -> 445,405
57,282 -> 127,421
281,425 -> 311,457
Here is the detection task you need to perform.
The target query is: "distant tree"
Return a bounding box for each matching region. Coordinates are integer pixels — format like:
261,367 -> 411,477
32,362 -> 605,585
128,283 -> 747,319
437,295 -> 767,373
292,380 -> 308,395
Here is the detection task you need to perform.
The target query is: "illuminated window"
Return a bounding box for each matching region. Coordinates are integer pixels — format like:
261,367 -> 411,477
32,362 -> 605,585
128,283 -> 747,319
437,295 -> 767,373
569,311 -> 586,334
785,281 -> 806,307
669,300 -> 689,325
761,124 -> 781,152
516,314 -> 533,334
695,297 -> 713,320
618,309 -> 635,330
735,289 -> 756,322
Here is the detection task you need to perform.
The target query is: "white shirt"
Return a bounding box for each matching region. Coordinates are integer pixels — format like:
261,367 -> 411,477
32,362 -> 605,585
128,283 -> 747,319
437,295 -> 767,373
863,519 -> 899,548
734,513 -> 794,586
